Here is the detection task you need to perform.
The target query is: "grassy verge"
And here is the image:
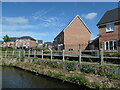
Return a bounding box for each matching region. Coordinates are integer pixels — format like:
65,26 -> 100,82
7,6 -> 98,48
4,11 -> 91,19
1,58 -> 120,89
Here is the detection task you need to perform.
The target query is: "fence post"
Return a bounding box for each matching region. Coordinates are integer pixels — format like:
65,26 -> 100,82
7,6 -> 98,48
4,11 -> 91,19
19,50 -> 21,57
100,49 -> 104,65
12,50 -> 14,56
63,50 -> 65,62
79,50 -> 82,64
5,51 -> 7,58
0,51 -> 1,58
28,50 -> 30,58
24,50 -> 25,56
42,50 -> 43,60
19,50 -> 21,61
51,50 -> 52,61
34,50 -> 36,57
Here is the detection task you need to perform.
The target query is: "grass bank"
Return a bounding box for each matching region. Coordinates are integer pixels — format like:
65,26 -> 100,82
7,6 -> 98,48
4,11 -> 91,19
1,58 -> 120,89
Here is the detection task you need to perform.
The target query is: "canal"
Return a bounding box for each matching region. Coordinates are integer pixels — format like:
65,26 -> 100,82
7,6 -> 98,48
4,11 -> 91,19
2,66 -> 81,88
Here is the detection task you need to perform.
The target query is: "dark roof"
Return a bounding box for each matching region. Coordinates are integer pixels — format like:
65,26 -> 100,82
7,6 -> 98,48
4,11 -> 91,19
44,42 -> 53,46
89,37 -> 99,44
9,36 -> 36,41
20,36 -> 36,41
97,8 -> 120,26
9,37 -> 18,42
38,40 -> 43,43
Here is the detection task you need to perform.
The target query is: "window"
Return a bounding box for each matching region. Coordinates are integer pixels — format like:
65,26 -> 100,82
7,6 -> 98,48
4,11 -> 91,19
20,40 -> 22,42
69,49 -> 73,51
105,40 -> 117,50
106,24 -> 114,32
20,43 -> 22,46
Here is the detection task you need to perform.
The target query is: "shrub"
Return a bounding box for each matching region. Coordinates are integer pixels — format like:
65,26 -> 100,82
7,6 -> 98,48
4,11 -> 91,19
46,70 -> 65,79
81,68 -> 95,74
106,72 -> 120,79
111,86 -> 120,89
104,53 -> 120,57
104,53 -> 110,57
109,53 -> 120,57
66,62 -> 76,71
19,55 -> 25,61
93,82 -> 103,89
97,70 -> 106,76
32,57 -> 40,60
66,75 -> 90,87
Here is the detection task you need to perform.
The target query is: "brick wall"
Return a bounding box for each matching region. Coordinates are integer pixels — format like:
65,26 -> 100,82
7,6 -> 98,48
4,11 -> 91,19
64,17 -> 91,50
99,22 -> 120,52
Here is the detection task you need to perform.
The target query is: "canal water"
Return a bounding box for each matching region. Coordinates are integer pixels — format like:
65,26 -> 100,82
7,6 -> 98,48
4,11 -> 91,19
2,66 -> 82,88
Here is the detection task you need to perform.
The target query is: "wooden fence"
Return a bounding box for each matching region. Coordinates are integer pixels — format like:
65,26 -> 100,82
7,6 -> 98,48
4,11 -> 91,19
0,49 -> 120,65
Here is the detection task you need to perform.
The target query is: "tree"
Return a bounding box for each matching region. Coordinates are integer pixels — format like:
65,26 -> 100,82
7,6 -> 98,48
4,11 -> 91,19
9,43 -> 13,47
43,43 -> 46,49
3,35 -> 10,42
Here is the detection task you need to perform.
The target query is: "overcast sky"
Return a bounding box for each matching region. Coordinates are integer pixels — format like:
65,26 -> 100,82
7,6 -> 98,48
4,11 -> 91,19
1,2 -> 118,42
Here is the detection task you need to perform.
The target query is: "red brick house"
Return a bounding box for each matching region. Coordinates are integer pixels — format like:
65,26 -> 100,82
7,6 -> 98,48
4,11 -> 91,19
97,8 -> 120,52
53,15 -> 91,51
3,36 -> 36,49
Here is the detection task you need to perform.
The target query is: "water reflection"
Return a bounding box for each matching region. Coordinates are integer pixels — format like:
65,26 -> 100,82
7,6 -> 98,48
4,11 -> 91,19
2,66 -> 81,88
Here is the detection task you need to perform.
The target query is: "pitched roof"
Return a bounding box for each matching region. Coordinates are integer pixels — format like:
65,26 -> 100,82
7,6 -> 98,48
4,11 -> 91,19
20,36 -> 36,41
44,42 -> 53,46
97,8 -> 120,26
9,36 -> 36,41
54,15 -> 91,40
9,37 -> 18,42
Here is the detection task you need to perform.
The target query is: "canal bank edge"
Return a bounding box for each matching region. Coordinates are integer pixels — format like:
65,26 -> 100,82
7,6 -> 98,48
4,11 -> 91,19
0,58 -> 120,89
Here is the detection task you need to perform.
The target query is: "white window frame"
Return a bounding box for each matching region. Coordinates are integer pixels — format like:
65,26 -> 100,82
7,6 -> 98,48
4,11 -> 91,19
104,40 -> 117,50
20,40 -> 22,42
106,23 -> 114,32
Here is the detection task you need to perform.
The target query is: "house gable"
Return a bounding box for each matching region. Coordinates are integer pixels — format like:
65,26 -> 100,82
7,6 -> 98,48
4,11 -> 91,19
64,15 -> 91,45
63,15 -> 91,34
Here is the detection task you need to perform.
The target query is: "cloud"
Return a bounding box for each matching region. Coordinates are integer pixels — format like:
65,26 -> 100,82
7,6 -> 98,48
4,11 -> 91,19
39,17 -> 59,23
32,10 -> 48,20
32,14 -> 65,28
1,10 -> 66,41
2,24 -> 38,31
33,10 -> 48,17
2,31 -> 48,40
82,12 -> 97,20
3,17 -> 29,24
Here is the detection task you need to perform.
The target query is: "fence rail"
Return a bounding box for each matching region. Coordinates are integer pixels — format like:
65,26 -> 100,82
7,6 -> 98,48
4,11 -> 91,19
0,49 -> 120,65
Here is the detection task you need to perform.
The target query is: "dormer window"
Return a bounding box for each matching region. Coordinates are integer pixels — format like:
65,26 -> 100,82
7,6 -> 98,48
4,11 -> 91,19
106,23 -> 114,32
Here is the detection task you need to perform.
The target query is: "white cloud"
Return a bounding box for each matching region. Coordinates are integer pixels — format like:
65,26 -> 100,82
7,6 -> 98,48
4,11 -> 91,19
2,24 -> 38,31
3,17 -> 29,24
82,12 -> 97,20
2,31 -> 48,40
33,10 -> 48,17
39,17 -> 59,23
